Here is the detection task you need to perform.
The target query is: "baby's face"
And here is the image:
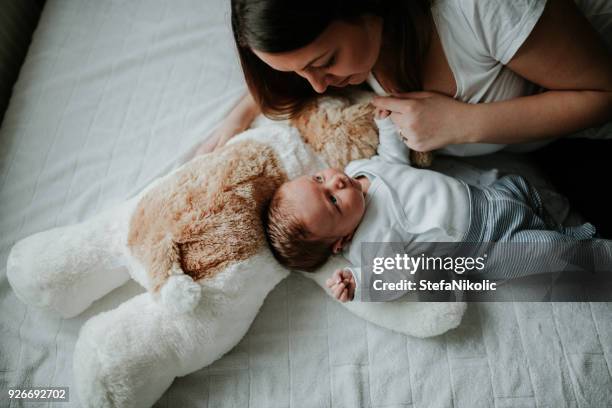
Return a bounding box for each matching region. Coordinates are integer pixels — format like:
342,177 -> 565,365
281,168 -> 366,242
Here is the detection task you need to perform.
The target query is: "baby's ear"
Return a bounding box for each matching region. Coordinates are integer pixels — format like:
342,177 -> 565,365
331,233 -> 353,254
332,238 -> 344,254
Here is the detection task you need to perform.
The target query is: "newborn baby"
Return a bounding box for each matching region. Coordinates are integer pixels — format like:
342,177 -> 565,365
264,110 -> 604,302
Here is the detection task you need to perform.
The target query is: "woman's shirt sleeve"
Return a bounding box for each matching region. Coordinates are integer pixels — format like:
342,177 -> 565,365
455,0 -> 547,64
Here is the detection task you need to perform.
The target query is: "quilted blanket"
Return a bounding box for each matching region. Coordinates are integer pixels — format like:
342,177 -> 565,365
1,0 -> 611,407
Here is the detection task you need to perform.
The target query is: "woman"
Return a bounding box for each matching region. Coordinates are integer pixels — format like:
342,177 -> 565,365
199,0 -> 612,232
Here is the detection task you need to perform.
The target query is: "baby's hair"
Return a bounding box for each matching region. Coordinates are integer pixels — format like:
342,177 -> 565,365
264,185 -> 334,272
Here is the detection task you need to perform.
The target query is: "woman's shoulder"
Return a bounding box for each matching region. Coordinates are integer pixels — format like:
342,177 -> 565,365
434,0 -> 544,17
433,0 -> 547,64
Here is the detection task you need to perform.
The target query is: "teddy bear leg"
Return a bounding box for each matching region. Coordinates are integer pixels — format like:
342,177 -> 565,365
73,251 -> 288,407
73,291 -> 261,408
7,199 -> 138,318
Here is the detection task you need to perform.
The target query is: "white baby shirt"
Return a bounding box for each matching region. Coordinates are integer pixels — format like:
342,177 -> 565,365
342,117 -> 471,300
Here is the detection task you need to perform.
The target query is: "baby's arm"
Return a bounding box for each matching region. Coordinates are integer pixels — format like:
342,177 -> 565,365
374,110 -> 412,165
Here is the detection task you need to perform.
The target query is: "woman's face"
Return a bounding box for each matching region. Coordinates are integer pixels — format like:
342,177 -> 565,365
252,16 -> 383,93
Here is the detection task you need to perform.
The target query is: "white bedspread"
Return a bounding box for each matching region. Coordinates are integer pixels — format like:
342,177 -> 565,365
1,1 -> 611,407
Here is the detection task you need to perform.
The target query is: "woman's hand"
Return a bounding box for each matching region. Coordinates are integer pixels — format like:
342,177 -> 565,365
372,92 -> 477,151
325,268 -> 356,303
193,122 -> 243,156
193,92 -> 261,157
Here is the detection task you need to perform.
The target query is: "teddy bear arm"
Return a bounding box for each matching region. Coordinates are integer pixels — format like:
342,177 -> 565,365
7,198 -> 137,318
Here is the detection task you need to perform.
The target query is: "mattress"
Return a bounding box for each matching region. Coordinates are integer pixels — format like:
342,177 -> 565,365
1,0 -> 611,407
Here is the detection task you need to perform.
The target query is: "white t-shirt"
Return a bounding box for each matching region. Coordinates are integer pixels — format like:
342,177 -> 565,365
367,0 -> 612,157
342,117 -> 471,300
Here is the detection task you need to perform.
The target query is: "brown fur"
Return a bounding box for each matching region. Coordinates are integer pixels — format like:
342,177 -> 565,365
290,99 -> 379,169
127,140 -> 287,291
291,97 -> 433,169
411,150 -> 433,167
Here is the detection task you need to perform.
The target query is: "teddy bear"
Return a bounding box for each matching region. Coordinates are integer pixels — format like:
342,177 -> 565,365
6,93 -> 463,407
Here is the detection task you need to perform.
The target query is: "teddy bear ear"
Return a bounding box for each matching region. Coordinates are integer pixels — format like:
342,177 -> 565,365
290,96 -> 376,168
289,96 -> 349,148
288,101 -> 322,146
410,150 -> 434,168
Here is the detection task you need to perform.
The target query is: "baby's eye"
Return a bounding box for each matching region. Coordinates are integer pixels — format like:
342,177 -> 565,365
329,195 -> 338,205
314,175 -> 323,183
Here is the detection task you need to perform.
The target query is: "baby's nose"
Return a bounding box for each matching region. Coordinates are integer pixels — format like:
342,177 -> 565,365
331,175 -> 346,189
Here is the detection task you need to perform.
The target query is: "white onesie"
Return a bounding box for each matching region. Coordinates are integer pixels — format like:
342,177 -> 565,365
342,117 -> 471,299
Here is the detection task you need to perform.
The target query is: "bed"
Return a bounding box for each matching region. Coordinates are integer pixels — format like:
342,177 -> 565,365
1,0 -> 611,407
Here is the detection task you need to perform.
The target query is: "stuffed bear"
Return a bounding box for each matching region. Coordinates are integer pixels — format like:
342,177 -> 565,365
7,94 -> 464,407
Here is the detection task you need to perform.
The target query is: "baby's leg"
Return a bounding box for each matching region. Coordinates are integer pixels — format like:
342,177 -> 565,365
470,232 -> 612,283
468,175 -> 612,280
7,199 -> 137,318
510,228 -> 612,262
489,174 -> 561,225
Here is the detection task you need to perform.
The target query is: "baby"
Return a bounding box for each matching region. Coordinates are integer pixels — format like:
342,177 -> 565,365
264,110 -> 604,302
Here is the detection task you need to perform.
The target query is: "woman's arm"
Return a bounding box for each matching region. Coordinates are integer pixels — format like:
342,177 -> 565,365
374,0 -> 612,150
194,92 -> 261,155
469,90 -> 612,144
470,0 -> 612,144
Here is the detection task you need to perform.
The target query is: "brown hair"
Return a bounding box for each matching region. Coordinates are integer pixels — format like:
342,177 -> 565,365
264,186 -> 334,272
231,0 -> 433,119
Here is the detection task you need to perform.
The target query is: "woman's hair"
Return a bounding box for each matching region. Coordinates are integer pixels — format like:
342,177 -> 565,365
264,186 -> 335,272
231,0 -> 433,119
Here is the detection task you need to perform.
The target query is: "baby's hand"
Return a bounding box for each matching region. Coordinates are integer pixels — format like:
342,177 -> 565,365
325,268 -> 356,302
375,108 -> 391,120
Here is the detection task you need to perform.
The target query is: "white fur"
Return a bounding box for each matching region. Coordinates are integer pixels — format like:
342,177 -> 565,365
7,198 -> 138,318
302,256 -> 466,339
73,249 -> 288,407
160,274 -> 202,314
6,123 -> 465,407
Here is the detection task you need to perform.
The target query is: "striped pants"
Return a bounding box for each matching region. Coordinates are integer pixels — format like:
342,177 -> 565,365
462,175 -> 612,280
